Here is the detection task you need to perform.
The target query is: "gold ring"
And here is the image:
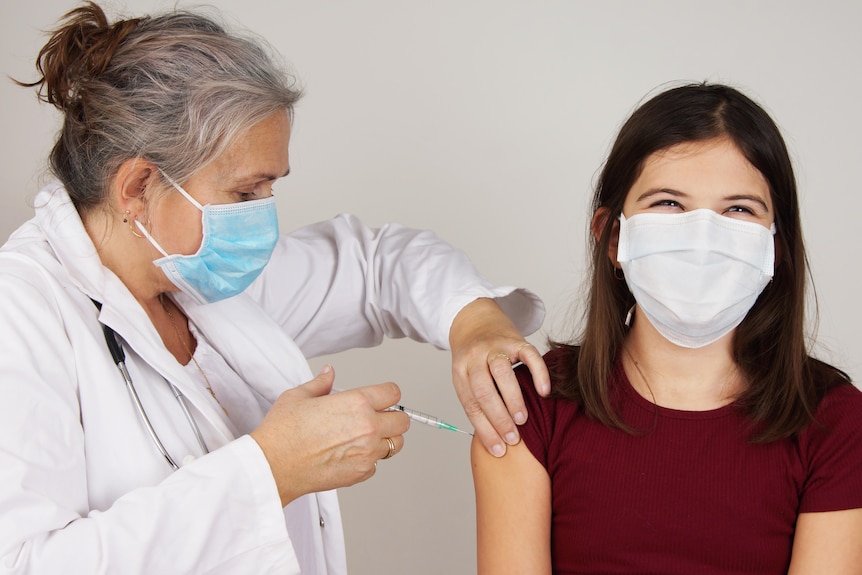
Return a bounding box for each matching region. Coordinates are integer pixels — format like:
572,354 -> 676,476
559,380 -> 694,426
493,353 -> 511,363
516,342 -> 533,354
382,437 -> 396,460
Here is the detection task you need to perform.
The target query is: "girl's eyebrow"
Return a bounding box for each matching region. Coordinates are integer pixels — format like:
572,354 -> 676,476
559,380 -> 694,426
636,189 -> 770,212
635,188 -> 686,202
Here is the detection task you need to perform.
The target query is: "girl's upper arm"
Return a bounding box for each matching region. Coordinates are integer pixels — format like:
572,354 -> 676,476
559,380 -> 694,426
471,436 -> 552,575
788,508 -> 862,575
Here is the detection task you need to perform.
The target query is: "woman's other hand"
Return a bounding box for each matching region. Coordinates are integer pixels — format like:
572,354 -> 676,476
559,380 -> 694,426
250,365 -> 409,507
450,298 -> 549,457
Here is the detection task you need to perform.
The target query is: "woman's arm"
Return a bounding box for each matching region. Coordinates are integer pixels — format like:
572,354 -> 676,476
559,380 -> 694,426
471,436 -> 552,575
451,298 -> 549,457
788,508 -> 862,575
252,214 -> 544,356
252,214 -> 548,454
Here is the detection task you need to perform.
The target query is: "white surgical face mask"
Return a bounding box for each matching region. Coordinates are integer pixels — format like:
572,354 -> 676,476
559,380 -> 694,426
616,208 -> 776,348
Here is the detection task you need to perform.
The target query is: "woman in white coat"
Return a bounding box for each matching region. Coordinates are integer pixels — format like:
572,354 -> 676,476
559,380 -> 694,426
0,3 -> 548,573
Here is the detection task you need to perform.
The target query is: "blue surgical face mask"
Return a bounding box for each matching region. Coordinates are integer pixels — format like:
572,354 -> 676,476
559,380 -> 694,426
136,171 -> 279,304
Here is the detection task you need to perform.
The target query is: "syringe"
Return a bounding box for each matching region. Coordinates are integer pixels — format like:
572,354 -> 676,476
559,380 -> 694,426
386,404 -> 473,436
330,387 -> 473,436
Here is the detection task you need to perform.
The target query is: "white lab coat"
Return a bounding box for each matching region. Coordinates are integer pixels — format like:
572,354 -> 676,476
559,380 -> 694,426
0,183 -> 543,574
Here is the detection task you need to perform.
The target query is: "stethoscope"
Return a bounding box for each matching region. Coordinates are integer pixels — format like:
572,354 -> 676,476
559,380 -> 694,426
93,300 -> 210,470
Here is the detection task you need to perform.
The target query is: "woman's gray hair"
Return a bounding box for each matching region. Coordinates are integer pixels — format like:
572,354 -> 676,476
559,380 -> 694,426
25,2 -> 302,212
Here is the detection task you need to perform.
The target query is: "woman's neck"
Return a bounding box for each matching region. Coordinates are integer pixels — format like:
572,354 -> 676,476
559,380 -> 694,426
623,311 -> 744,411
84,207 -> 192,363
84,205 -> 173,303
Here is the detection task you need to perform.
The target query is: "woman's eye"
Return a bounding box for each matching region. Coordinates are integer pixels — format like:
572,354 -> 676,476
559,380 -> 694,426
236,190 -> 263,201
233,183 -> 275,202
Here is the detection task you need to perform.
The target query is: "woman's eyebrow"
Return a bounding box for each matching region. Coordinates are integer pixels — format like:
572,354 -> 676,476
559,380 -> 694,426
228,168 -> 291,185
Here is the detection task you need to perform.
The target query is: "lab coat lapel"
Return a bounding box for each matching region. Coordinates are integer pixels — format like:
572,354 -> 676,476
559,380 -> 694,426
176,292 -> 313,404
34,185 -> 311,405
96,303 -> 237,443
36,185 -> 235,443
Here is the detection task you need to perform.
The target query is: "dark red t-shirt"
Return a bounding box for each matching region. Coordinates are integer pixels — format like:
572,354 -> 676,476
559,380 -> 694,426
516,349 -> 862,574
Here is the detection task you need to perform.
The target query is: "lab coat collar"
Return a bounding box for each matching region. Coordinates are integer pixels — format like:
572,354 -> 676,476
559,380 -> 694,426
35,184 -> 312,413
175,292 -> 314,403
30,185 -> 232,442
32,183 -> 124,304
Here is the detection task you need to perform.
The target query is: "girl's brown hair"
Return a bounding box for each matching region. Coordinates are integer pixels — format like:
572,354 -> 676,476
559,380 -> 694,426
552,83 -> 850,442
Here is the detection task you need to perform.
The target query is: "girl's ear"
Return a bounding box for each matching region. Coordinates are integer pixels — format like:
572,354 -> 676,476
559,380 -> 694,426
592,207 -> 622,268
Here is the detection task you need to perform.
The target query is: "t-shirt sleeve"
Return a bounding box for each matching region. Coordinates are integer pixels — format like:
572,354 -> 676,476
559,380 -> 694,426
515,360 -> 556,470
798,383 -> 862,513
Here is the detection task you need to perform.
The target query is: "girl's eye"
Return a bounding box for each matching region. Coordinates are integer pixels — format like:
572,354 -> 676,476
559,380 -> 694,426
650,199 -> 682,209
726,205 -> 755,215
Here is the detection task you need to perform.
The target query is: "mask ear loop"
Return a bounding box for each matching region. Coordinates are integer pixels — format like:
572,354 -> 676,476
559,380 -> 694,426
624,305 -> 636,328
132,169 -> 204,255
134,219 -> 170,257
158,169 -> 204,211
613,263 -> 635,328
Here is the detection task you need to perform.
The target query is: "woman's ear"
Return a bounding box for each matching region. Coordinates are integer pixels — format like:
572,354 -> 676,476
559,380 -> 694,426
112,158 -> 158,216
592,207 -> 621,268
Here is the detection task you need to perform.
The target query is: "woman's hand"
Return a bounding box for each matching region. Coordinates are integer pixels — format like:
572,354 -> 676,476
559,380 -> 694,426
450,298 -> 550,457
250,365 -> 410,507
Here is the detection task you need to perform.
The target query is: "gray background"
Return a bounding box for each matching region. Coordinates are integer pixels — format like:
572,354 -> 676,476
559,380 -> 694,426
2,1 -> 860,573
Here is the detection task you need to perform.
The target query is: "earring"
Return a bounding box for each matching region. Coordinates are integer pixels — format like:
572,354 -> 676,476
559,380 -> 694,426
614,266 -> 625,280
124,210 -> 145,238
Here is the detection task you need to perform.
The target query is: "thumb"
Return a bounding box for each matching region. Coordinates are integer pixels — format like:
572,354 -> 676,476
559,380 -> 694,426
292,364 -> 336,399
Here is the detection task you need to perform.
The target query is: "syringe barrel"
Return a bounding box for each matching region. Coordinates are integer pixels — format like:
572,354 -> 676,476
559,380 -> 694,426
392,405 -> 443,428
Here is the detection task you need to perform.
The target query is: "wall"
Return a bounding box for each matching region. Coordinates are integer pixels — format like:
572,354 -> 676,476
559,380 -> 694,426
2,1 -> 860,573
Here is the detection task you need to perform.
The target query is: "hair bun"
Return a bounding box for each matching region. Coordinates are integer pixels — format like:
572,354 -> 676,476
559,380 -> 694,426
19,2 -> 140,112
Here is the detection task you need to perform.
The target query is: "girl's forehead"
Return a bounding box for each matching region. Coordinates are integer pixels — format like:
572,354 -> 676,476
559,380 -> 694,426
636,138 -> 766,189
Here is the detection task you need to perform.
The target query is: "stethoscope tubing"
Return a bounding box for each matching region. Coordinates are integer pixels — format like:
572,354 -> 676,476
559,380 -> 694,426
93,299 -> 209,470
116,355 -> 181,470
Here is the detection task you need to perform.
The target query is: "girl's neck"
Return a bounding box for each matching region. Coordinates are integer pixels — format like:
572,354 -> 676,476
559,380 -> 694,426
623,311 -> 744,411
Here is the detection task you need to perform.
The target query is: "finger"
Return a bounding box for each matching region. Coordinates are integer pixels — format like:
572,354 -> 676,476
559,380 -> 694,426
469,406 -> 508,458
516,344 -> 550,396
356,381 -> 402,411
490,357 -> 529,426
378,409 -> 411,437
452,374 -> 507,457
377,435 -> 405,460
289,364 -> 336,399
474,358 -> 521,445
511,341 -> 536,366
